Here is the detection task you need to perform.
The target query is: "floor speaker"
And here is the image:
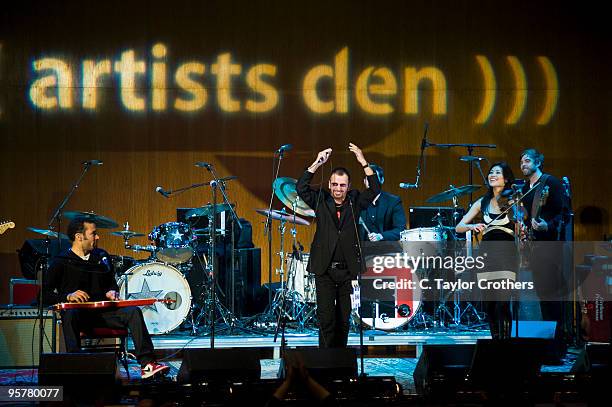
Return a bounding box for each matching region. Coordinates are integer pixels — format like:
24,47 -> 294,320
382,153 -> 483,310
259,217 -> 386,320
413,344 -> 475,396
177,348 -> 261,383
39,353 -> 119,401
280,348 -> 358,383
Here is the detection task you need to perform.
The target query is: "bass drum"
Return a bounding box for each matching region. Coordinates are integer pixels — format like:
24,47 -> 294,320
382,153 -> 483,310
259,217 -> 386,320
118,262 -> 191,335
352,254 -> 423,330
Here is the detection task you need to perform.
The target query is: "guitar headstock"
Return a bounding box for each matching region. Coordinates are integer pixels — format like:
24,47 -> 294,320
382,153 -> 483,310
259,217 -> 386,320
0,221 -> 15,235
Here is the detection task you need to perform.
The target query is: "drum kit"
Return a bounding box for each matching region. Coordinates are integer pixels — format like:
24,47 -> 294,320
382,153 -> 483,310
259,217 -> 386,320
254,177 -> 318,332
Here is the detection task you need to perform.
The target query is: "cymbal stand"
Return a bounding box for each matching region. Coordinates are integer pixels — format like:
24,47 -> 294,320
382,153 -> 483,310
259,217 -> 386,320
425,141 -> 496,206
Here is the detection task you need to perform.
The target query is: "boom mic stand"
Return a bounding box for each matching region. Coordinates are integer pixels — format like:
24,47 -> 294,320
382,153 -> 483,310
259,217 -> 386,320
195,162 -> 243,346
263,146 -> 289,315
42,160 -> 100,360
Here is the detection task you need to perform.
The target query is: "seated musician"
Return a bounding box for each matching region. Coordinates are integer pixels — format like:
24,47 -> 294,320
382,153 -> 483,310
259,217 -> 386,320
45,218 -> 169,379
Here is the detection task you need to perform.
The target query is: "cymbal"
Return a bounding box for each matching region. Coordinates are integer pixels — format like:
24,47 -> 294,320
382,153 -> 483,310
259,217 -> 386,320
426,185 -> 481,203
63,211 -> 119,229
110,230 -> 145,238
255,209 -> 310,226
186,203 -> 233,219
27,226 -> 69,240
273,177 -> 315,217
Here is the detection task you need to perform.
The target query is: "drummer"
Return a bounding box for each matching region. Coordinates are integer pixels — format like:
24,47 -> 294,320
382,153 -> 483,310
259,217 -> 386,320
44,217 -> 169,379
359,164 -> 407,241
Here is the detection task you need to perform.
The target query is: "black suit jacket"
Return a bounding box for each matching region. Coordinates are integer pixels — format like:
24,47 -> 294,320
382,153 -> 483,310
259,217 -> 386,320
297,170 -> 380,279
358,191 -> 406,241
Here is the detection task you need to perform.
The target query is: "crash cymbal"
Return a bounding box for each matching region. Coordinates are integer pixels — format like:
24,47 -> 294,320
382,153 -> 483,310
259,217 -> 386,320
273,177 -> 315,217
255,209 -> 310,226
27,226 -> 69,240
186,203 -> 233,219
62,211 -> 119,229
110,230 -> 145,238
426,185 -> 481,203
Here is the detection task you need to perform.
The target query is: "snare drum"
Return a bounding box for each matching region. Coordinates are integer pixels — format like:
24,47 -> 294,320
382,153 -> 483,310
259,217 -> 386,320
286,253 -> 316,303
352,254 -> 422,330
149,222 -> 196,264
118,262 -> 191,335
400,227 -> 445,242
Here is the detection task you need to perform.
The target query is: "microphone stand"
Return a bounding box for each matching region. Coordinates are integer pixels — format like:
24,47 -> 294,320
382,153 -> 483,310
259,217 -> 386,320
348,199 -> 367,378
263,148 -> 287,317
426,142 -> 496,205
42,161 -> 98,359
400,123 -> 427,189
198,164 -> 242,347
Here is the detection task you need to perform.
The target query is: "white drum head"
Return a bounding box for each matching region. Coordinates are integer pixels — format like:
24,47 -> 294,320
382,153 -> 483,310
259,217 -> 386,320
118,262 -> 191,335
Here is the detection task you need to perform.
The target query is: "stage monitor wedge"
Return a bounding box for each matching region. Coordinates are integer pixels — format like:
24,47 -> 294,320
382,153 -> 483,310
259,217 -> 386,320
177,348 -> 261,383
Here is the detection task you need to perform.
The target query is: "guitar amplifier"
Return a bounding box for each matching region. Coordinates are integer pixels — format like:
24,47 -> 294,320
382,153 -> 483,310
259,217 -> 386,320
9,278 -> 39,305
0,306 -> 57,367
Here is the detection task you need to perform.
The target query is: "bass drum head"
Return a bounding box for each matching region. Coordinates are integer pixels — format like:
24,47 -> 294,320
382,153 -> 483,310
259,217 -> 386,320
352,253 -> 422,331
118,262 -> 191,335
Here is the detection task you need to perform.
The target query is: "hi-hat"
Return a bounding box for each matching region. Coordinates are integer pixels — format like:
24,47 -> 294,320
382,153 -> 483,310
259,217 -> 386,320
186,203 -> 233,219
426,185 -> 481,203
110,230 -> 145,238
27,227 -> 69,240
255,209 -> 310,226
273,177 -> 315,217
63,211 -> 119,229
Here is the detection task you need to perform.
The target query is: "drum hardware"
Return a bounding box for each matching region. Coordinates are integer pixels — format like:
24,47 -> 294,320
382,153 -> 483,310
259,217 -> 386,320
26,227 -> 69,240
425,184 -> 482,204
421,140 -> 496,205
148,221 -> 197,264
188,162 -> 243,344
62,210 -> 119,229
272,177 -> 316,217
118,262 -> 192,335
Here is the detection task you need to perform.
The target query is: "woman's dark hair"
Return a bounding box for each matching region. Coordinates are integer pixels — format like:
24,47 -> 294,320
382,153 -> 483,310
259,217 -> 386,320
481,161 -> 515,214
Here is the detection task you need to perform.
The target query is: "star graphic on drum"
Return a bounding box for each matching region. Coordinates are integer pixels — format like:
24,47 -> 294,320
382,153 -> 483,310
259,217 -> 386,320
127,280 -> 164,313
170,229 -> 183,242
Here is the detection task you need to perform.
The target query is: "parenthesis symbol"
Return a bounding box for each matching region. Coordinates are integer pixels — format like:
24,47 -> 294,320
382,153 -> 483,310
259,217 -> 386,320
474,55 -> 496,124
506,56 -> 527,124
536,56 -> 559,125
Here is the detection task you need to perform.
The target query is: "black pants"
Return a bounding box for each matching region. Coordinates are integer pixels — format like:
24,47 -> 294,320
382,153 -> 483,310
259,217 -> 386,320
61,306 -> 155,366
314,267 -> 353,348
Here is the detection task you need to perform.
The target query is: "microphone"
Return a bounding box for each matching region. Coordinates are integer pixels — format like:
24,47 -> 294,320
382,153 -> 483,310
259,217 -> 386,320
195,162 -> 212,169
317,150 -> 330,163
155,186 -> 170,198
399,182 -> 418,189
277,144 -> 293,153
562,176 -> 571,198
460,156 -> 485,162
83,160 -> 103,166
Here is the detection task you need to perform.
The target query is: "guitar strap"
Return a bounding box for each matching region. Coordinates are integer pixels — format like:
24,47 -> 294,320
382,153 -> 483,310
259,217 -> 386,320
531,173 -> 550,218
